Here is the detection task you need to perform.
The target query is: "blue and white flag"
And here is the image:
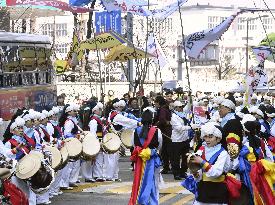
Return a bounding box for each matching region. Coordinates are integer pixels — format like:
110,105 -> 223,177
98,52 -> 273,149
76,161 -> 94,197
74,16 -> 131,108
151,0 -> 188,20
184,10 -> 243,59
101,0 -> 151,16
147,33 -> 168,68
252,46 -> 272,63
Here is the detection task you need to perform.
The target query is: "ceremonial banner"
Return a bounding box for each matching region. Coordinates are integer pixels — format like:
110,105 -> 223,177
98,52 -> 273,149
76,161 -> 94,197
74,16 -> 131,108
6,0 -> 91,13
101,0 -> 151,16
104,44 -> 155,63
151,0 -> 188,20
147,33 -> 167,68
54,60 -> 68,74
79,31 -> 128,51
245,62 -> 268,104
252,46 -> 272,63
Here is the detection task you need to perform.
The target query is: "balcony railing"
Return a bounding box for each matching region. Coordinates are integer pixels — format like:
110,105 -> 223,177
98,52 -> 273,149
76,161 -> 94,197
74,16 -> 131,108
0,70 -> 52,88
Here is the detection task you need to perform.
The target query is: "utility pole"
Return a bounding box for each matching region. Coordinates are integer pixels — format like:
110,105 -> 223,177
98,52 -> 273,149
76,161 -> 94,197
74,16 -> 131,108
126,12 -> 134,91
177,40 -> 183,81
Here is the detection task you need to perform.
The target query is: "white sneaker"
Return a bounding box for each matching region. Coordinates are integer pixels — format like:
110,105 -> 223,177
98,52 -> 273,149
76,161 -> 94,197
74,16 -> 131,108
58,191 -> 63,195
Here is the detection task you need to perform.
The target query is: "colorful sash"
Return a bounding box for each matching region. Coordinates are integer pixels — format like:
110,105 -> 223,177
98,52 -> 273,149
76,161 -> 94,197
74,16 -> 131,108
128,126 -> 161,205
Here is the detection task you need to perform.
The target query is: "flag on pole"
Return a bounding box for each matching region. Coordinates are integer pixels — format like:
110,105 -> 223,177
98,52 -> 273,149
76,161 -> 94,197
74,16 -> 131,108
245,62 -> 268,104
101,0 -> 151,16
184,10 -> 245,59
147,33 -> 168,68
151,0 -> 188,20
67,29 -> 80,66
252,46 -> 272,63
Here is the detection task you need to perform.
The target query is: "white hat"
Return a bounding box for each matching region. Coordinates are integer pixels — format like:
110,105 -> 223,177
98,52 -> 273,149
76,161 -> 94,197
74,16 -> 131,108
200,122 -> 222,139
173,101 -> 183,107
32,111 -> 42,120
241,114 -> 256,132
249,106 -> 264,118
48,110 -> 55,117
113,100 -> 126,108
10,117 -> 25,130
52,106 -> 60,114
143,106 -> 156,113
92,102 -> 104,112
65,103 -> 80,113
22,114 -> 31,122
221,99 -> 235,110
40,113 -> 48,120
213,96 -> 225,105
42,110 -> 49,117
0,118 -> 3,125
236,97 -> 243,102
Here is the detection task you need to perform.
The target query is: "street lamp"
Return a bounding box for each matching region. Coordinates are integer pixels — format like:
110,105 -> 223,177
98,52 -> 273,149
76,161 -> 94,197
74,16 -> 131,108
241,15 -> 269,73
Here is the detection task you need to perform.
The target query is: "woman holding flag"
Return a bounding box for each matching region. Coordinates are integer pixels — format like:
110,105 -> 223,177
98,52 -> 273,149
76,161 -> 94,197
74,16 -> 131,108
128,107 -> 162,205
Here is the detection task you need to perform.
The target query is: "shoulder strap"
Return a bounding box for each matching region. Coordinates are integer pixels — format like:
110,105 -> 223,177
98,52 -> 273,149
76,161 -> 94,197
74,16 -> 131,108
110,111 -> 118,121
209,147 -> 225,165
40,127 -> 51,142
9,139 -> 19,148
91,116 -> 103,126
23,133 -> 35,148
260,139 -> 266,157
143,126 -> 157,149
198,146 -> 206,160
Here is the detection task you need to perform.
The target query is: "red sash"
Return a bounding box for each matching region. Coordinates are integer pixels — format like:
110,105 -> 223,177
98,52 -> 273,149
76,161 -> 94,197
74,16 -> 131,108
9,139 -> 30,154
128,126 -> 157,205
22,133 -> 35,148
40,127 -> 51,142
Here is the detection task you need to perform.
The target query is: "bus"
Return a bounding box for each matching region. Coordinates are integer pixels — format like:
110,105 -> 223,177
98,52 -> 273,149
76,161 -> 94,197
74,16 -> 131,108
0,32 -> 57,129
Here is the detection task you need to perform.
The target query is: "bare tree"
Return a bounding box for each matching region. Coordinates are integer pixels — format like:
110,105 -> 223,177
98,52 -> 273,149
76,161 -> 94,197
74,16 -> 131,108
215,54 -> 236,80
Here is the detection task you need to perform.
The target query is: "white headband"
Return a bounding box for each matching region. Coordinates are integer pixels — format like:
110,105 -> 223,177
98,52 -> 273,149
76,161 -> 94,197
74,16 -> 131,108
113,100 -> 126,108
221,99 -> 235,110
201,122 -> 222,139
241,114 -> 256,132
10,117 -> 25,130
65,103 -> 80,113
92,102 -> 103,112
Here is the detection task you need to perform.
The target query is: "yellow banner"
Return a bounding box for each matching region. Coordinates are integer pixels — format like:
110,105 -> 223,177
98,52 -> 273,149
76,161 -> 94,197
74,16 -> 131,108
79,33 -> 126,51
54,60 -> 68,74
104,44 -> 155,63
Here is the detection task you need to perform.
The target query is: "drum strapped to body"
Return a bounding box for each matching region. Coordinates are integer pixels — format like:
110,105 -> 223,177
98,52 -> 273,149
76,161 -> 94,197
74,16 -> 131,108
0,154 -> 14,180
15,151 -> 55,194
102,133 -> 121,154
64,138 -> 82,161
187,153 -> 201,173
120,129 -> 134,149
81,131 -> 100,161
59,146 -> 69,170
43,145 -> 62,171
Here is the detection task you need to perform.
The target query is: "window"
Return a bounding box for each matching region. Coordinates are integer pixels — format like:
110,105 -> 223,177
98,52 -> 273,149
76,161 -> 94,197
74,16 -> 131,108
41,24 -> 54,37
56,44 -> 68,54
263,17 -> 273,30
238,17 -> 246,30
41,23 -> 67,37
208,16 -> 227,29
56,23 -> 67,37
248,19 -> 257,30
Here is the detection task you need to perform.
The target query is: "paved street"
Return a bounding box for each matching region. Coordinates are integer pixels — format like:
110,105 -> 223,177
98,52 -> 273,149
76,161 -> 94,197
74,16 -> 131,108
51,157 -> 194,205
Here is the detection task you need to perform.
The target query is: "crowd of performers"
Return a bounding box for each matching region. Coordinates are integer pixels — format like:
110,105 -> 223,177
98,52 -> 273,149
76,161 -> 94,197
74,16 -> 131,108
0,90 -> 275,205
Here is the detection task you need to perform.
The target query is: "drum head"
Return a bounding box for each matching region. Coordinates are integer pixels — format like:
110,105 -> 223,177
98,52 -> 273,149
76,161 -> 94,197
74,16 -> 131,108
44,145 -> 62,170
230,183 -> 250,205
103,133 -> 121,153
0,168 -> 11,180
64,138 -> 82,158
16,154 -> 41,179
82,135 -> 100,158
120,129 -> 133,149
29,150 -> 44,160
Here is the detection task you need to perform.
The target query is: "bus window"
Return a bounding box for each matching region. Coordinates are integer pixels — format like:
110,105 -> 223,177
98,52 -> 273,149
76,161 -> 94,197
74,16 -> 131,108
19,46 -> 37,71
1,45 -> 20,72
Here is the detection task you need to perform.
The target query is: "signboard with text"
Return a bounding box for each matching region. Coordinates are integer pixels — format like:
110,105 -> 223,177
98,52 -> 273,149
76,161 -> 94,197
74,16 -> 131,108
0,85 -> 57,120
95,11 -> 122,34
